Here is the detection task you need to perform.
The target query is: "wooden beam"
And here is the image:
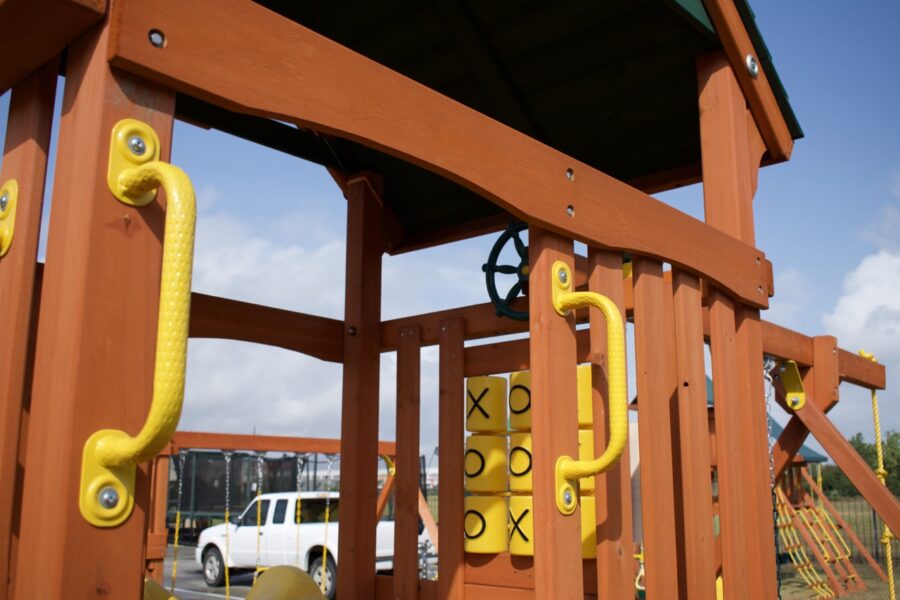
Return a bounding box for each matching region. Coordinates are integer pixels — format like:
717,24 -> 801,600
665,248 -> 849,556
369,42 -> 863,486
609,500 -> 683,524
394,326 -> 422,600
437,318 -> 465,600
699,4 -> 794,161
838,348 -> 885,389
588,248 -> 635,598
145,455 -> 170,583
389,212 -> 512,256
188,292 -> 344,363
632,257 -> 682,597
108,0 -> 773,309
13,21 -> 175,598
169,431 -> 396,457
0,60 -> 57,600
528,228 -> 582,599
0,0 -> 105,93
375,472 -> 395,521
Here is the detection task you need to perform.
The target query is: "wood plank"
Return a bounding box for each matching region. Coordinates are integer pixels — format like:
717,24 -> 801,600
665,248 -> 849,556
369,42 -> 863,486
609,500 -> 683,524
170,431 -> 396,457
699,3 -> 794,161
188,292 -> 344,363
0,0 -> 105,93
108,0 -> 773,308
336,174 -> 384,600
838,348 -> 886,389
587,248 -> 635,598
394,325 -> 421,600
145,455 -> 170,583
438,318 -> 465,600
813,337 -> 839,412
0,60 -> 57,600
463,553 -> 599,594
760,321 -> 814,367
670,270 -> 717,600
527,227 -> 582,599
12,21 -> 175,598
632,257 -> 681,597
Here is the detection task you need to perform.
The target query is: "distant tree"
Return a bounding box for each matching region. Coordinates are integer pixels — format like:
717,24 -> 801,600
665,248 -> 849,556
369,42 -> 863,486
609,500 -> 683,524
819,430 -> 900,498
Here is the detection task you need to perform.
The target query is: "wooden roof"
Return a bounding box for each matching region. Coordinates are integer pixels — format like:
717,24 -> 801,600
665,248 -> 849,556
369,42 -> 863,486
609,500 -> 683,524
181,0 -> 802,250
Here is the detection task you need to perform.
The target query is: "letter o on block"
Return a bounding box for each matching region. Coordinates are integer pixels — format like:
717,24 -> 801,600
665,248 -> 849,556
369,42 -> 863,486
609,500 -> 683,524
464,496 -> 508,554
466,376 -> 507,433
508,432 -> 533,493
508,370 -> 532,431
465,435 -> 507,493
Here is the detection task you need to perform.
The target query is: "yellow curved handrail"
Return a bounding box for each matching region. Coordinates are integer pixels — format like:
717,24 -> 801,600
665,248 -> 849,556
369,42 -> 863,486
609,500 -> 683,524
549,261 -> 627,514
80,119 -> 195,528
96,161 -> 196,467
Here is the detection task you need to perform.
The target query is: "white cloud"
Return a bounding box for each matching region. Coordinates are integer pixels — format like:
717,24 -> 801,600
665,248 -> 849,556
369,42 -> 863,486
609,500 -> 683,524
822,250 -> 900,438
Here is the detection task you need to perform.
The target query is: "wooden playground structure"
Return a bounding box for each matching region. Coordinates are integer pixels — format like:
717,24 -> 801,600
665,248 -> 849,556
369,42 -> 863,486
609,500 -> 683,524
0,1 -> 897,599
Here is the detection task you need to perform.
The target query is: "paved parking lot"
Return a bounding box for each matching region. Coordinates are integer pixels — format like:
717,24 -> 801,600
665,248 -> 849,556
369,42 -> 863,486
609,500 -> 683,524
163,546 -> 252,600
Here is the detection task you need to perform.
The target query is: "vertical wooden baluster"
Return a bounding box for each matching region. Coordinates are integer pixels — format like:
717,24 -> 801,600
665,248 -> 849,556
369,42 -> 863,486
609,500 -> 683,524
395,325 -> 422,599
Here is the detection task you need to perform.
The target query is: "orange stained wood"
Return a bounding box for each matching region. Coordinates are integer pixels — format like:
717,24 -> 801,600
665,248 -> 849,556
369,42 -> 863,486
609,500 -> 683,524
13,21 -> 175,599
587,248 -> 635,598
527,228 -> 583,599
337,174 -> 385,600
0,0 -> 105,93
813,336 -> 840,412
0,60 -> 56,600
437,318 -> 465,600
394,325 -> 422,600
189,293 -> 344,363
632,257 -> 681,597
782,495 -> 844,596
700,1 -> 794,161
799,467 -> 887,582
145,455 -> 170,583
797,489 -> 864,592
698,50 -> 777,599
376,473 -> 396,521
670,269 -> 717,600
169,431 -> 396,457
418,489 -> 439,553
108,0 -> 772,308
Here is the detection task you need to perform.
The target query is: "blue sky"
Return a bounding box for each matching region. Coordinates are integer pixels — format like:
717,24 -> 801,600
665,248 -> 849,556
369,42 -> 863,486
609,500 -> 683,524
0,1 -> 898,458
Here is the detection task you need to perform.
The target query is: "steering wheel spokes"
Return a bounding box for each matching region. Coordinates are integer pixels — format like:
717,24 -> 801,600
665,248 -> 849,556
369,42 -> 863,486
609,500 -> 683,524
482,221 -> 529,320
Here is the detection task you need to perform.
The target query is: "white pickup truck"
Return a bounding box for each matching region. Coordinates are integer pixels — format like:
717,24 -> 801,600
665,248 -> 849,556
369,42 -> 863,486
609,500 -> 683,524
196,491 -> 409,599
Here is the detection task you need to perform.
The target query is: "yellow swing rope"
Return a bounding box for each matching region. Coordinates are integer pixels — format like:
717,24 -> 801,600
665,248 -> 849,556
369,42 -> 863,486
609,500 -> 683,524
320,456 -> 338,595
170,451 -> 187,597
254,452 -> 265,583
860,349 -> 895,600
223,451 -> 233,600
295,454 -> 306,568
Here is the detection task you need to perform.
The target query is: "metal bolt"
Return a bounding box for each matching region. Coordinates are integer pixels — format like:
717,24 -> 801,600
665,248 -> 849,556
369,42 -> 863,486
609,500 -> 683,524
565,168 -> 574,181
746,54 -> 759,79
98,486 -> 120,510
566,204 -> 575,218
563,489 -> 573,506
148,29 -> 166,48
0,192 -> 7,212
558,269 -> 568,285
127,135 -> 147,156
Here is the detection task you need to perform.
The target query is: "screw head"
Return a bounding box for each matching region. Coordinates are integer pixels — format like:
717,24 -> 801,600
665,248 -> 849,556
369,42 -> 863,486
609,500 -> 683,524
558,269 -> 568,285
746,54 -> 759,79
127,135 -> 147,156
98,486 -> 120,510
0,192 -> 7,212
563,489 -> 574,506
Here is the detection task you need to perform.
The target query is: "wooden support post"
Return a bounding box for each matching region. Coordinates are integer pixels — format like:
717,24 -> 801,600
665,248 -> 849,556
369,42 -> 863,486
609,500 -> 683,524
13,21 -> 175,598
438,318 -> 465,600
337,173 -> 384,600
632,257 -> 681,597
698,51 -> 777,599
0,59 -> 56,600
528,227 -> 582,599
395,325 -> 422,600
587,248 -> 635,598
146,455 -> 171,583
670,269 -> 717,599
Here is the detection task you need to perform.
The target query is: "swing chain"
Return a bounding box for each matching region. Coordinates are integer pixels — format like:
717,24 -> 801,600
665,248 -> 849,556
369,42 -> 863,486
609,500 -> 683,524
764,356 -> 783,600
254,452 -> 265,583
170,450 -> 187,596
295,453 -> 308,568
223,450 -> 233,600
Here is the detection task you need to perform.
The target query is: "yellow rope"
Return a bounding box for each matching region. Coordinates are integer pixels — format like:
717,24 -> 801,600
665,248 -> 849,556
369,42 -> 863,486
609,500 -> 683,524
224,504 -> 231,599
170,507 -> 181,596
321,499 -> 331,595
254,454 -> 264,583
860,349 -> 895,600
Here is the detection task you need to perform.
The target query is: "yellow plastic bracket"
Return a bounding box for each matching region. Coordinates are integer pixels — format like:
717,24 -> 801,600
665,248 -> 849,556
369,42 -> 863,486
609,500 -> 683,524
0,179 -> 18,257
80,119 -> 196,528
780,359 -> 806,410
550,261 -> 628,515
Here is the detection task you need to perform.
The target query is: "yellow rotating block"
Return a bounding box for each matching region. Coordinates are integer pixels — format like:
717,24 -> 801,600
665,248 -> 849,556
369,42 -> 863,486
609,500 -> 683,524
581,495 -> 597,559
466,376 -> 507,433
509,432 -> 533,493
508,496 -> 534,556
464,495 -> 508,554
508,370 -> 532,431
578,429 -> 595,493
577,364 -> 593,427
465,434 -> 507,493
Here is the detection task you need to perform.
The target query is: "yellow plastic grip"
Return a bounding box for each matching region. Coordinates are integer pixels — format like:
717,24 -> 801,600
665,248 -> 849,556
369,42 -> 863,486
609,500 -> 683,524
80,119 -> 196,528
550,261 -> 627,515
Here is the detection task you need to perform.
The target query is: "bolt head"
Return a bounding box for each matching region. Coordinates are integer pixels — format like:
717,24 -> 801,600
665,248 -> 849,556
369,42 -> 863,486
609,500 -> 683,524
0,193 -> 7,212
558,269 -> 568,285
563,489 -> 574,506
127,135 -> 147,156
98,486 -> 120,510
746,54 -> 759,79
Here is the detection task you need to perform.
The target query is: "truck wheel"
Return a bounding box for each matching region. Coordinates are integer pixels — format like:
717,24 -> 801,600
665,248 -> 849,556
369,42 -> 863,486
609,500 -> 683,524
309,555 -> 337,599
202,547 -> 226,587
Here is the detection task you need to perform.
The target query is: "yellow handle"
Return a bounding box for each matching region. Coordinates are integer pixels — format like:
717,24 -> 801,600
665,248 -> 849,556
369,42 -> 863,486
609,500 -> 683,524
80,119 -> 196,527
549,261 -> 627,514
